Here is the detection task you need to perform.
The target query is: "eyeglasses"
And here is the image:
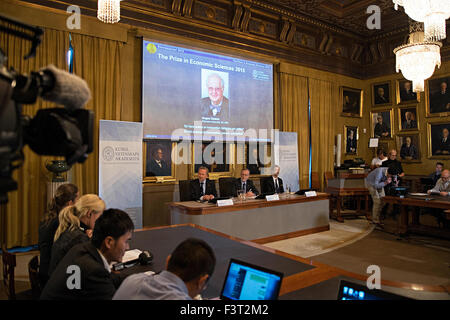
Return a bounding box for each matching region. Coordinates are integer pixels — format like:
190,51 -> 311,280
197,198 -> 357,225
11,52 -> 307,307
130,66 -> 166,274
208,87 -> 223,92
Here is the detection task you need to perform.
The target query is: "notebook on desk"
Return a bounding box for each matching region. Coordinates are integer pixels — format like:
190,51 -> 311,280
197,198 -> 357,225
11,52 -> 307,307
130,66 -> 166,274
219,258 -> 283,300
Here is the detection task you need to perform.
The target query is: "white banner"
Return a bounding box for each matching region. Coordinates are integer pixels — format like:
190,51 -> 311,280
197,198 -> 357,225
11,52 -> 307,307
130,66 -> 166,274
275,132 -> 300,192
99,120 -> 143,229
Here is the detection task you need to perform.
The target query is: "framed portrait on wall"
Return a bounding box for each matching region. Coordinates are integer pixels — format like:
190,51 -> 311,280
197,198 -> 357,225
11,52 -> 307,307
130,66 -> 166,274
190,140 -> 235,179
425,75 -> 450,116
396,134 -> 421,162
370,109 -> 393,139
341,86 -> 363,118
143,140 -> 176,182
396,79 -> 419,104
238,142 -> 273,176
372,81 -> 391,107
344,125 -> 359,155
427,122 -> 450,158
398,105 -> 419,132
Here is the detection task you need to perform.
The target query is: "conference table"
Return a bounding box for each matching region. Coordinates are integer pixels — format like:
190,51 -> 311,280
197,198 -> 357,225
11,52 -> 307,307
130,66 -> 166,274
168,193 -> 330,243
383,194 -> 450,239
118,223 -> 445,300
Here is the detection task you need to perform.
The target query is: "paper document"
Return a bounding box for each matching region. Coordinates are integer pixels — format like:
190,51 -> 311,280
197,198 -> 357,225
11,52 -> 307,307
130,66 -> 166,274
122,249 -> 142,263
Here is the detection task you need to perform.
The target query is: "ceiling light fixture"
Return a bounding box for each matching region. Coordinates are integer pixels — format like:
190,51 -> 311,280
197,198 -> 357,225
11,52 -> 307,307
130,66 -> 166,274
97,0 -> 121,24
393,0 -> 450,41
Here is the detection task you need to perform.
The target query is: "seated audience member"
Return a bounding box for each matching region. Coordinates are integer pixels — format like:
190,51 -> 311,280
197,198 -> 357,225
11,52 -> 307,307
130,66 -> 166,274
38,183 -> 79,287
40,209 -> 134,300
428,169 -> 450,196
190,166 -> 217,201
113,238 -> 216,300
370,149 -> 387,170
48,194 -> 106,276
261,165 -> 284,194
365,165 -> 396,225
429,162 -> 444,185
233,168 -> 259,197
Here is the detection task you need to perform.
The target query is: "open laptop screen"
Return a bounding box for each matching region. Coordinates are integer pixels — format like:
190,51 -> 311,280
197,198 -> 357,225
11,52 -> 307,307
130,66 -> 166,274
220,259 -> 283,300
337,280 -> 411,300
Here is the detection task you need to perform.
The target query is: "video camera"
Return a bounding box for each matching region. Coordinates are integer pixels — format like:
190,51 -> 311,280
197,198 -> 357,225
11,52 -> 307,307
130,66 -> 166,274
0,15 -> 94,204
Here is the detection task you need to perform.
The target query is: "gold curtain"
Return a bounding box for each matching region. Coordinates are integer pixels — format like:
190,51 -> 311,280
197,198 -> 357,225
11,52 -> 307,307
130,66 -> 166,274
278,73 -> 310,189
0,27 -> 123,247
309,79 -> 339,190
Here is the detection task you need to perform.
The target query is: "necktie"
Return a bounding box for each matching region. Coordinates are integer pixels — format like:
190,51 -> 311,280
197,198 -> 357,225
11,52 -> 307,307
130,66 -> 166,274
200,182 -> 204,196
243,182 -> 246,192
275,179 -> 279,193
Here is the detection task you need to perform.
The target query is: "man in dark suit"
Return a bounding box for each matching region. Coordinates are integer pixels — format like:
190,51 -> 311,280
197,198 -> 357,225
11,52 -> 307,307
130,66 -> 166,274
401,111 -> 417,130
147,147 -> 170,176
346,129 -> 357,154
261,165 -> 284,194
431,81 -> 450,113
435,128 -> 450,155
400,81 -> 417,102
201,73 -> 229,120
400,136 -> 418,160
190,166 -> 217,201
40,209 -> 134,300
374,115 -> 390,138
374,87 -> 389,105
233,168 -> 259,197
429,162 -> 444,185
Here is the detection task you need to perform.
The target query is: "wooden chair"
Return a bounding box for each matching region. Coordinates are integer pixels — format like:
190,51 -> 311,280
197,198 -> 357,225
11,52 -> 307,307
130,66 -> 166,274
324,171 -> 334,188
28,256 -> 41,300
219,177 -> 236,198
2,249 -> 16,300
311,172 -> 320,191
178,180 -> 192,201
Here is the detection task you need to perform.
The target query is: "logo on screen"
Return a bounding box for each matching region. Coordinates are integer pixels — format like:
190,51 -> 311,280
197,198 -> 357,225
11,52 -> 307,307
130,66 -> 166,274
146,43 -> 157,54
103,146 -> 115,161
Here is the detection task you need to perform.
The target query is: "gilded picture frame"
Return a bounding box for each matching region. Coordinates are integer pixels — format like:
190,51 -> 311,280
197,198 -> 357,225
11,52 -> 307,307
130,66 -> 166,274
372,81 -> 392,108
143,140 -> 177,183
370,109 -> 394,140
341,86 -> 363,118
190,141 -> 235,180
398,105 -> 419,132
396,79 -> 419,105
344,125 -> 359,155
427,122 -> 450,159
425,75 -> 450,117
396,133 -> 421,163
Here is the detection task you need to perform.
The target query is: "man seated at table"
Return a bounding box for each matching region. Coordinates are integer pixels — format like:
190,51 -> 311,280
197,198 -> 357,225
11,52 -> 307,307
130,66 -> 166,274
190,166 -> 217,201
427,169 -> 450,196
261,165 -> 284,194
365,165 -> 396,226
426,169 -> 450,228
40,209 -> 134,300
429,162 -> 444,185
112,238 -> 216,300
233,168 -> 259,197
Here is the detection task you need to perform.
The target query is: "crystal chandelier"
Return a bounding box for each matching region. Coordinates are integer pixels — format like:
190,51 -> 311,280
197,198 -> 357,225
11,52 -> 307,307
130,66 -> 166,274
393,0 -> 450,41
393,22 -> 441,92
97,0 -> 121,24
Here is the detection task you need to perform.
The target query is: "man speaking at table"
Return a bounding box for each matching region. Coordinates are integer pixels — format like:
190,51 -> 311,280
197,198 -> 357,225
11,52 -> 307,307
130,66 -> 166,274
190,166 -> 217,201
233,168 -> 259,197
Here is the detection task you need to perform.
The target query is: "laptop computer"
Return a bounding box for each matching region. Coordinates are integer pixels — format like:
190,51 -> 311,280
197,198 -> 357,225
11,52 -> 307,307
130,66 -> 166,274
220,258 -> 284,300
337,280 -> 411,300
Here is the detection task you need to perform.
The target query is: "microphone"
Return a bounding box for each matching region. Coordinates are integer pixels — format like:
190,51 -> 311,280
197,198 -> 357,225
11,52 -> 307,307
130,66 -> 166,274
40,64 -> 91,110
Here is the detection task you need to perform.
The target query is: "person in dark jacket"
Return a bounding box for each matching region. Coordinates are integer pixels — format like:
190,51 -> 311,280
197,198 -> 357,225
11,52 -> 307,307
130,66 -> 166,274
190,166 -> 217,201
48,194 -> 106,276
40,208 -> 134,300
233,168 -> 259,197
38,183 -> 79,288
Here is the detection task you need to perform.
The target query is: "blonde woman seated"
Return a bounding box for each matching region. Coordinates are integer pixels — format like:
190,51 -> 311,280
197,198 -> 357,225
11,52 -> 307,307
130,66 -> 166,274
48,194 -> 105,276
